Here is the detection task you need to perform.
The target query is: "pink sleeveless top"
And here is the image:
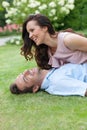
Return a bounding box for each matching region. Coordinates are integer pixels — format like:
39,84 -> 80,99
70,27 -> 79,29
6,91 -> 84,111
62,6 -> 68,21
48,32 -> 87,68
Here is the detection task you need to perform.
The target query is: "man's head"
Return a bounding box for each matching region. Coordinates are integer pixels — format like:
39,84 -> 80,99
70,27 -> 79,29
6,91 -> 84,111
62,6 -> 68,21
10,68 -> 41,94
10,83 -> 35,94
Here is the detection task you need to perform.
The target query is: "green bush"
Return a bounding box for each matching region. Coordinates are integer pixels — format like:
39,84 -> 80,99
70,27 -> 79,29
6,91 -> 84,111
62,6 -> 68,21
0,30 -> 21,37
0,0 -> 13,27
2,0 -> 75,30
63,0 -> 87,30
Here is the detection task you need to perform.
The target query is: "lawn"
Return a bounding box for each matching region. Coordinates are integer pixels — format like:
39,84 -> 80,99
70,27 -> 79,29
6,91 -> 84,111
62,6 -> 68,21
0,44 -> 87,130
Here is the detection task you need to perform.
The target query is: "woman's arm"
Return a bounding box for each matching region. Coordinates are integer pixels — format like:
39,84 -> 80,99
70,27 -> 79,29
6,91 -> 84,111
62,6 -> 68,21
64,33 -> 87,52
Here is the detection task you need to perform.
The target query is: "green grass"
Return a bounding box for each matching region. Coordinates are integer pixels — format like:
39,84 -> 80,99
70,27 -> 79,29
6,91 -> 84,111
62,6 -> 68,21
0,44 -> 87,130
0,31 -> 21,37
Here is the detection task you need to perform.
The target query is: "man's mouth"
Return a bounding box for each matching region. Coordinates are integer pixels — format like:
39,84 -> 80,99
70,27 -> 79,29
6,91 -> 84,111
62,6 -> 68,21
28,70 -> 34,76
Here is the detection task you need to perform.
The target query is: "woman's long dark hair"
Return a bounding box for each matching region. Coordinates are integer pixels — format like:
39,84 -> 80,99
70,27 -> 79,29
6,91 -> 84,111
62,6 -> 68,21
21,14 -> 84,69
21,14 -> 55,69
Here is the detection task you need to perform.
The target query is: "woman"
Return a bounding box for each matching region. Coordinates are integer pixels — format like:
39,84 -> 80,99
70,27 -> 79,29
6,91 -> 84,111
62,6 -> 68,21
21,14 -> 87,69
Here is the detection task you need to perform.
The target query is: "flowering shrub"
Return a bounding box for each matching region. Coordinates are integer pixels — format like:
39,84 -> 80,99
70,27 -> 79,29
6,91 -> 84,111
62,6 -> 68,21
0,24 -> 20,33
2,0 -> 75,45
2,0 -> 75,29
0,24 -> 21,36
0,24 -> 22,45
6,35 -> 22,45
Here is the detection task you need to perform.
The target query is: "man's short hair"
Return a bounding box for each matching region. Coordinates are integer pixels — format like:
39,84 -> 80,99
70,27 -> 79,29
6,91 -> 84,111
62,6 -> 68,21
10,83 -> 34,94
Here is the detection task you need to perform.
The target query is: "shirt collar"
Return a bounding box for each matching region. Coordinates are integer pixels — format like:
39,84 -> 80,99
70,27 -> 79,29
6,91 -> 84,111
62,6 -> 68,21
41,68 -> 56,89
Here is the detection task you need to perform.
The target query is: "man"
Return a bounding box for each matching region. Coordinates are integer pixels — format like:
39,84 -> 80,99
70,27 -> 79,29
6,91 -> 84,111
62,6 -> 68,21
10,63 -> 87,97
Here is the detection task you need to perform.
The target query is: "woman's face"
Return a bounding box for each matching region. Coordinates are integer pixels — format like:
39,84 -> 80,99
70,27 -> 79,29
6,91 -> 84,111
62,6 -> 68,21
26,20 -> 48,46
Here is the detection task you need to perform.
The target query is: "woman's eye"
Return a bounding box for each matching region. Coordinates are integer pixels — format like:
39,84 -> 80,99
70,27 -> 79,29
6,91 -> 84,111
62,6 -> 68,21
30,29 -> 34,32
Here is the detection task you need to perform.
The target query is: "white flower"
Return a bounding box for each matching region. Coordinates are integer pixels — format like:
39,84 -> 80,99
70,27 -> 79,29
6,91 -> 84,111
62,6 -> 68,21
38,4 -> 47,11
68,0 -> 75,4
16,40 -> 20,45
65,9 -> 70,14
61,23 -> 64,26
21,0 -> 27,3
60,6 -> 70,14
60,7 -> 67,13
2,0 -> 75,30
51,9 -> 56,15
13,0 -> 17,6
69,4 -> 75,10
28,1 -> 40,8
17,36 -> 21,40
29,0 -> 36,3
65,4 -> 74,10
21,13 -> 26,17
7,8 -> 17,16
10,39 -> 15,43
53,17 -> 58,20
2,1 -> 10,8
16,2 -> 21,6
49,2 -> 56,8
5,13 -> 9,18
49,9 -> 56,16
6,19 -> 12,24
35,10 -> 40,14
58,0 -> 65,6
11,8 -> 17,13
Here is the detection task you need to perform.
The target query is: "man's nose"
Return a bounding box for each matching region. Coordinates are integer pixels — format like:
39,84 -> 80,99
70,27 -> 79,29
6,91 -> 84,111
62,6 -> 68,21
23,70 -> 29,76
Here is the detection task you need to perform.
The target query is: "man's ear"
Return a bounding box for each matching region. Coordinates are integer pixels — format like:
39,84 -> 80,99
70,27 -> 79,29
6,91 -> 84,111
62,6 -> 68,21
33,85 -> 40,93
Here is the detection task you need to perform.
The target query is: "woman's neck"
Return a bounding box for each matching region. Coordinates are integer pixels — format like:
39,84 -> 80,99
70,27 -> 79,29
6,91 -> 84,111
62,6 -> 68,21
44,33 -> 58,48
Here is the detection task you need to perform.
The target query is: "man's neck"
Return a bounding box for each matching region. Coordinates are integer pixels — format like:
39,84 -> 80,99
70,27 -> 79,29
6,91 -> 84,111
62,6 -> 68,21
38,69 -> 49,86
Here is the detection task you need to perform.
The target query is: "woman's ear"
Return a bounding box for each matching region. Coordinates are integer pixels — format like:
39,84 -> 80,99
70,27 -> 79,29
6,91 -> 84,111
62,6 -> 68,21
43,26 -> 48,32
33,85 -> 40,93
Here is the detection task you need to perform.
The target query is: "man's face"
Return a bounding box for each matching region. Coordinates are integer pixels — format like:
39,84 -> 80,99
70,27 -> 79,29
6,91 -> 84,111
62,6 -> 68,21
15,68 -> 40,91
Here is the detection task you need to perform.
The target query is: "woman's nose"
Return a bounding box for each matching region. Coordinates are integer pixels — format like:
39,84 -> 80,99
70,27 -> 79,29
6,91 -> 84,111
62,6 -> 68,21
29,33 -> 33,38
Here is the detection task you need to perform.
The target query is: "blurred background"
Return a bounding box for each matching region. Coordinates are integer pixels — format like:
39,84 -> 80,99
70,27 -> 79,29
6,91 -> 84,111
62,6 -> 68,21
0,0 -> 87,45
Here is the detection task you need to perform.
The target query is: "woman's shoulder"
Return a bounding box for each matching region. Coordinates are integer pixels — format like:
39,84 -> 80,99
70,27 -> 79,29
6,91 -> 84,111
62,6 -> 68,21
57,32 -> 71,44
58,32 -> 71,37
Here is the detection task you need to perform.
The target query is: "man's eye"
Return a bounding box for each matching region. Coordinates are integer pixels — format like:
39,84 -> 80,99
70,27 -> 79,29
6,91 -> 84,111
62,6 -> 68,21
23,76 -> 28,83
